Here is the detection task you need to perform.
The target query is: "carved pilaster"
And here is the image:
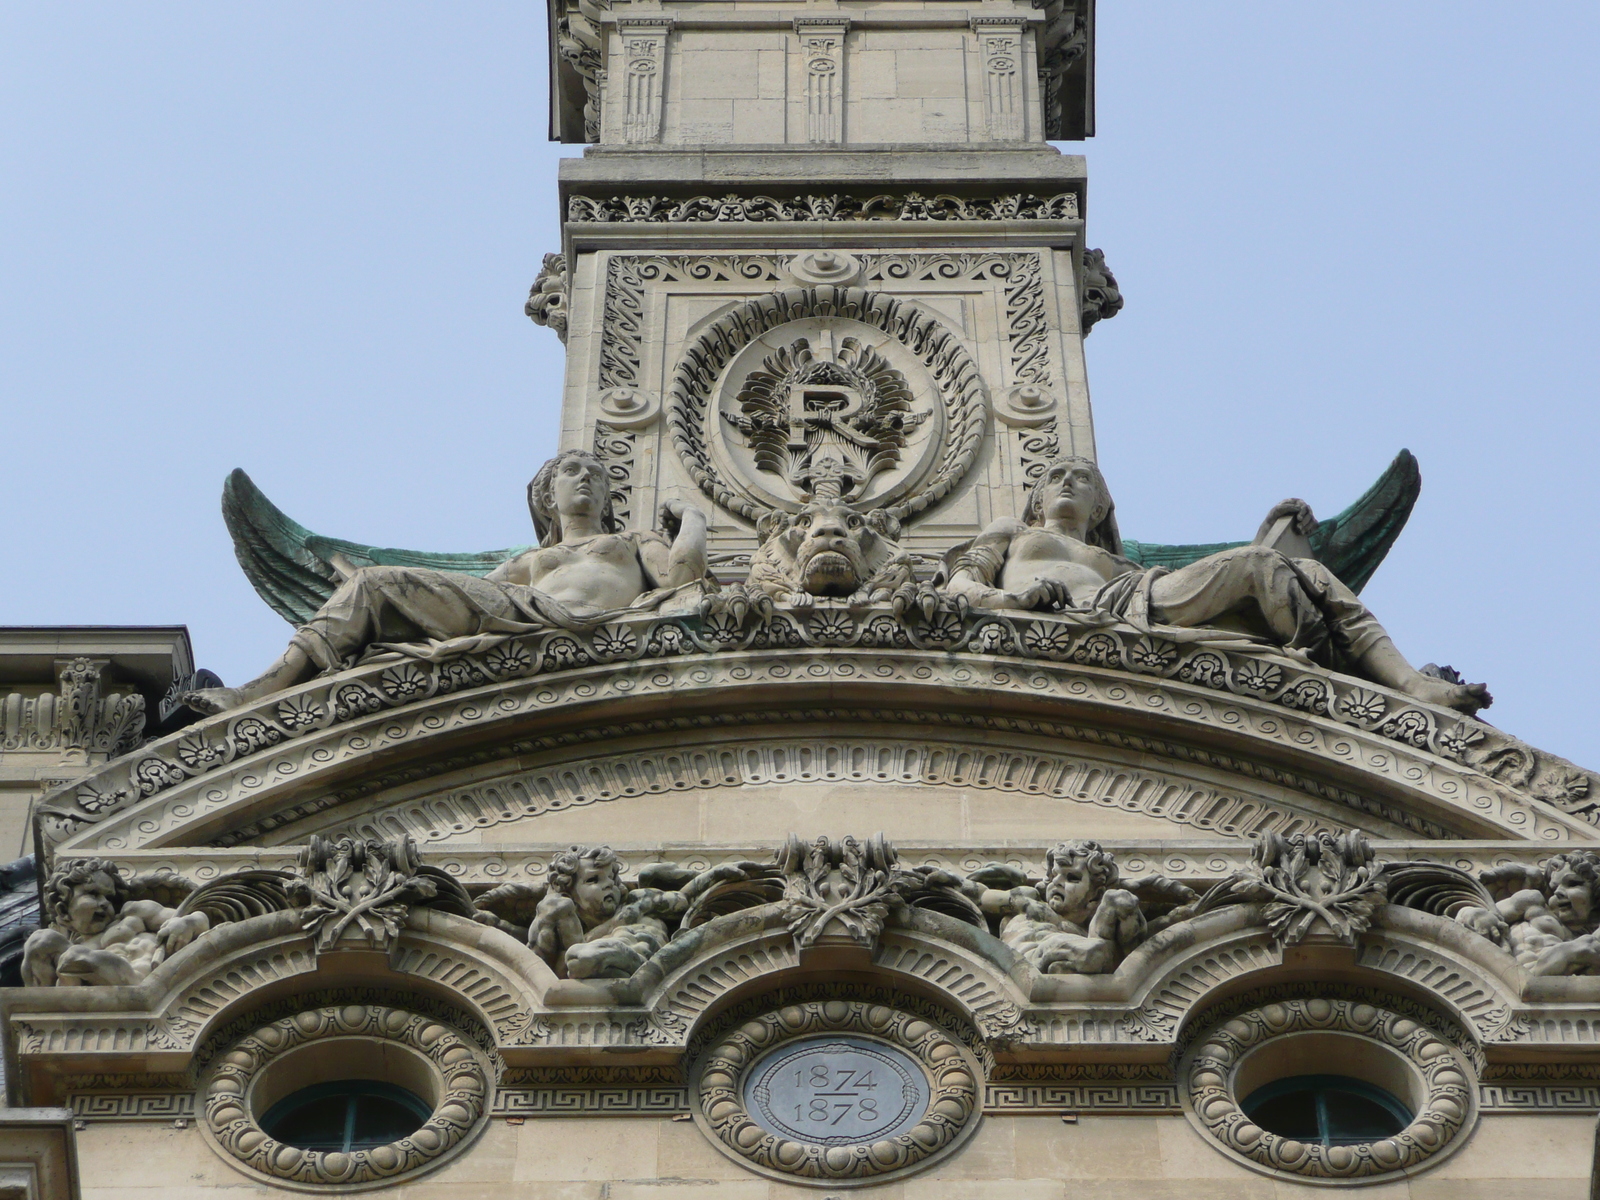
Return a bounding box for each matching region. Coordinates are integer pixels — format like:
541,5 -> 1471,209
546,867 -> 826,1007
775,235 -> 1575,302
616,18 -> 672,144
794,18 -> 849,144
972,18 -> 1026,141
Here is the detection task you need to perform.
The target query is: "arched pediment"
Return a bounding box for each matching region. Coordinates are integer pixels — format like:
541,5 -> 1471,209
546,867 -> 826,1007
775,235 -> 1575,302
33,609 -> 1600,855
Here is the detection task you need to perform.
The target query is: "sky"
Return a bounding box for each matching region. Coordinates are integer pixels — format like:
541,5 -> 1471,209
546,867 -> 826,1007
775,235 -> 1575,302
2,3 -> 1596,766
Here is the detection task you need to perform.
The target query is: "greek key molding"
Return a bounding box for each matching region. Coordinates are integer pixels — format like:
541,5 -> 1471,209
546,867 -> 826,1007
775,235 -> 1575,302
494,1087 -> 688,1116
984,1083 -> 1180,1113
70,1092 -> 195,1121
1478,1084 -> 1600,1112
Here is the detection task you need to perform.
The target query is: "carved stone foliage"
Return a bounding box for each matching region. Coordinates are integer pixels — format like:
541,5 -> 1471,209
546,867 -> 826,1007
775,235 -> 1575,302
524,252 -> 568,342
667,286 -> 986,524
201,1004 -> 490,1187
694,1000 -> 980,1182
1079,246 -> 1123,333
291,834 -> 475,951
1199,831 -> 1387,946
1183,996 -> 1475,1181
41,601 -> 1589,848
2,658 -> 144,755
568,191 -> 1079,223
779,834 -> 932,950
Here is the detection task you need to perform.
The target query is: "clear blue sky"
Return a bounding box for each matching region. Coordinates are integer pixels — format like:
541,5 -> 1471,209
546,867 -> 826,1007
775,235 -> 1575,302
2,4 -> 1596,766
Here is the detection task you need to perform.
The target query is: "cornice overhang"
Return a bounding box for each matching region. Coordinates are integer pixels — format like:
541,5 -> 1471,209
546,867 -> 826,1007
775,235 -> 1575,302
35,606 -> 1599,855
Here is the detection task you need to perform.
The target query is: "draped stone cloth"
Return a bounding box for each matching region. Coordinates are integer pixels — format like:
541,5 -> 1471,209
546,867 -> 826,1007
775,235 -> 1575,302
943,541 -> 1387,668
289,553 -> 702,670
1100,547 -> 1387,666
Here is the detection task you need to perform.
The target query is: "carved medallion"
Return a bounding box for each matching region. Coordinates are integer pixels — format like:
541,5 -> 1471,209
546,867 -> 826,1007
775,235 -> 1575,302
692,999 -> 980,1184
671,287 -> 987,522
715,325 -> 933,508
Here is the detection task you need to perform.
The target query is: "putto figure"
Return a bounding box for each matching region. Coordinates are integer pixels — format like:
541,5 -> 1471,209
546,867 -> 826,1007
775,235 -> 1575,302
189,450 -> 710,713
524,845 -> 775,980
968,840 -> 1195,975
1458,853 -> 1600,975
22,859 -> 209,987
940,455 -> 1490,714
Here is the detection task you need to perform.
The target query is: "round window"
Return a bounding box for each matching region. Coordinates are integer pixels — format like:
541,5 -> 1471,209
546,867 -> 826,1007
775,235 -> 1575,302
1242,1074 -> 1411,1147
260,1081 -> 433,1153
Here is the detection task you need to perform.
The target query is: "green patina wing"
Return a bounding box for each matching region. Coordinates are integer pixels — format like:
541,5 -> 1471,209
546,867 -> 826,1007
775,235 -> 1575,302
222,469 -> 531,625
1120,449 -> 1420,594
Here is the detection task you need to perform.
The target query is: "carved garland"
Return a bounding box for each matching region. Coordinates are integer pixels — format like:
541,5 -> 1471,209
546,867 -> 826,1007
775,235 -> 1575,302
695,1000 -> 980,1182
1183,996 -> 1475,1181
666,286 -> 987,523
201,1004 -> 490,1188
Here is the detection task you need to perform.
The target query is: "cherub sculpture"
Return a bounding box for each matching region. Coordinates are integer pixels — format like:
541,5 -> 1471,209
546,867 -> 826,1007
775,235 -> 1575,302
938,455 -> 1490,714
22,859 -> 210,987
475,845 -> 778,980
189,450 -> 710,713
966,840 -> 1196,975
1455,852 -> 1600,975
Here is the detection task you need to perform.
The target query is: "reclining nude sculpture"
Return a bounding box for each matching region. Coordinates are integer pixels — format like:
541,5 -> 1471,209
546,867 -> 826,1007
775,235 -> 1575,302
188,450 -> 710,713
939,455 -> 1491,714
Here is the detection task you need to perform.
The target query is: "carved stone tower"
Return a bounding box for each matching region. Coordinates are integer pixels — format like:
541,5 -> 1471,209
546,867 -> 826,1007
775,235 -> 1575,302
7,7 -> 1600,1199
540,0 -> 1104,561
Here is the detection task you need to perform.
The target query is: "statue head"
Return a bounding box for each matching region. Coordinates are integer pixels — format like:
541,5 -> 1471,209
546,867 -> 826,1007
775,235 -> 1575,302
44,858 -> 127,939
756,502 -> 902,598
1043,840 -> 1119,923
1023,456 -> 1123,555
1545,851 -> 1600,932
528,450 -> 622,547
547,845 -> 625,927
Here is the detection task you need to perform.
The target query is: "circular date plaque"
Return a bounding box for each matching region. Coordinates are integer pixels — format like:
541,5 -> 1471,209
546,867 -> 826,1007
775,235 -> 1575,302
694,1000 -> 981,1183
744,1036 -> 930,1146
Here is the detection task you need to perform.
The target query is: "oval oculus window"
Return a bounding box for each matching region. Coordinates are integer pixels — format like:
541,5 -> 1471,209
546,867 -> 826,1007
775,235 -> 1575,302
1241,1074 -> 1411,1146
260,1080 -> 432,1153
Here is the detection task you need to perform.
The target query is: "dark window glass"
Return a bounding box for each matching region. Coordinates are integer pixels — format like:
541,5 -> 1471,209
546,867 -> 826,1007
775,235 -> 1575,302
260,1081 -> 432,1153
1242,1074 -> 1410,1147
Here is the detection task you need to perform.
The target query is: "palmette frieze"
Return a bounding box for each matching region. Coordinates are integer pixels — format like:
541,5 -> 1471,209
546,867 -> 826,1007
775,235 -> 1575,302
36,602 -> 1596,851
567,191 -> 1080,224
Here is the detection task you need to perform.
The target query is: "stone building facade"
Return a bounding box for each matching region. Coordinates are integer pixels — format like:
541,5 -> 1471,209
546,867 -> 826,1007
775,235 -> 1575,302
4,4 -> 1599,1197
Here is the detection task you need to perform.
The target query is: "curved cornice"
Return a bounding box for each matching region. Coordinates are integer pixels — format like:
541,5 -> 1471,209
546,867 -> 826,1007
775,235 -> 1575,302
38,609 -> 1598,853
